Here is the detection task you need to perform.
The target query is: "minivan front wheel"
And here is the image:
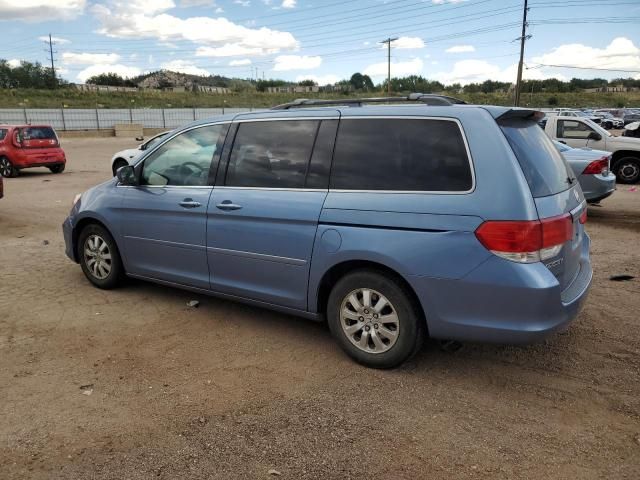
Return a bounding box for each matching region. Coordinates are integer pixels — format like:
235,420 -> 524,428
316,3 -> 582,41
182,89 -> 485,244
327,270 -> 424,368
78,224 -> 123,289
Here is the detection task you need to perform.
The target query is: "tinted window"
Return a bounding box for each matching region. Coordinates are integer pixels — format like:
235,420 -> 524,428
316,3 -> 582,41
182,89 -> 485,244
330,119 -> 472,191
500,119 -> 575,198
225,120 -> 319,188
557,120 -> 593,139
141,125 -> 224,187
306,120 -> 338,189
21,127 -> 56,140
0,129 -> 6,141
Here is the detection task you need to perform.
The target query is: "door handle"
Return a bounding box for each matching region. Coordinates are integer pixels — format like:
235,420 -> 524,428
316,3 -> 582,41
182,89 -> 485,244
179,199 -> 202,209
216,200 -> 242,211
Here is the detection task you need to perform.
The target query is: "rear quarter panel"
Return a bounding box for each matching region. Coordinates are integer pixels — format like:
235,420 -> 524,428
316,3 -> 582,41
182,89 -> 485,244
307,107 -> 539,312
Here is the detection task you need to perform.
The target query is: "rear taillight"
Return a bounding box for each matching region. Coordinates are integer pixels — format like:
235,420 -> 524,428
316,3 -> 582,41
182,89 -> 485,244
579,209 -> 587,224
582,156 -> 609,175
475,214 -> 573,264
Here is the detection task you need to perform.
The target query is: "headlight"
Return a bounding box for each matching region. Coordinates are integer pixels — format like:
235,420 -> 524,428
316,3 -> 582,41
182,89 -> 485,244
72,193 -> 82,207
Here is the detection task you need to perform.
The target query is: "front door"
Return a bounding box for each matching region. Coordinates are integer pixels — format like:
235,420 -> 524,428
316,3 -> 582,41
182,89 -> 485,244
556,119 -> 605,150
120,124 -> 227,288
207,118 -> 338,310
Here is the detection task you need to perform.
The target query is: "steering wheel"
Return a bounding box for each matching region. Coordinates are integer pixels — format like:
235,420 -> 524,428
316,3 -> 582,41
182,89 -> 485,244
179,161 -> 207,185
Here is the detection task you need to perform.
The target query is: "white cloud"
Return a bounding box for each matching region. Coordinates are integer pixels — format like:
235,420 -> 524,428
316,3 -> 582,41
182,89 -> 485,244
281,0 -> 296,8
363,58 -> 424,80
295,74 -> 340,85
531,37 -> 640,72
392,36 -> 425,50
229,59 -> 252,66
161,59 -> 210,76
92,0 -> 298,57
38,36 -> 71,45
76,64 -> 142,82
7,59 -> 21,68
446,45 -> 475,53
62,52 -> 121,65
273,55 -> 322,71
0,0 -> 85,21
432,59 -> 565,85
196,45 -> 277,57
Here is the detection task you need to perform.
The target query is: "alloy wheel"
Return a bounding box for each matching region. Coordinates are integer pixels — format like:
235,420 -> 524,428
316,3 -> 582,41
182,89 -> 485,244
0,158 -> 13,177
83,234 -> 112,280
339,288 -> 400,354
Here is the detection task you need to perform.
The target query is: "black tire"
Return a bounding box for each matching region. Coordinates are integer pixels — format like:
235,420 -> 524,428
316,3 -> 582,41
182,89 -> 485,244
77,224 -> 124,289
327,270 -> 424,369
613,156 -> 640,184
0,156 -> 18,178
112,159 -> 127,177
49,164 -> 65,174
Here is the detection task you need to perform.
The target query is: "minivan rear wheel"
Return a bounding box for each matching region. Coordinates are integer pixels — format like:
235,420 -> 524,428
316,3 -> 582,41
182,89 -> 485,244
327,270 -> 424,368
0,157 -> 18,178
78,224 -> 123,289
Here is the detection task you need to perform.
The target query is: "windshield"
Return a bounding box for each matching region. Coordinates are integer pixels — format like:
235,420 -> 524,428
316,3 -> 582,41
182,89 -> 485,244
500,119 -> 577,198
582,118 -> 612,137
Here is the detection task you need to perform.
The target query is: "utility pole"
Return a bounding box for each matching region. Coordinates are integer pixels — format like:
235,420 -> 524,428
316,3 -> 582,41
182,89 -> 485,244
514,0 -> 530,106
380,37 -> 398,94
44,33 -> 57,88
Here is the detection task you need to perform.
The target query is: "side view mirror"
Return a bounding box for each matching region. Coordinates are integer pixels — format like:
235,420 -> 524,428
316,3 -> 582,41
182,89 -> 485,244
116,165 -> 137,186
588,131 -> 602,141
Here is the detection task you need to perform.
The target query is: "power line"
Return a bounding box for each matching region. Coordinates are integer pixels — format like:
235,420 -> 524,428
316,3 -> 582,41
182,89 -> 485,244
529,63 -> 640,73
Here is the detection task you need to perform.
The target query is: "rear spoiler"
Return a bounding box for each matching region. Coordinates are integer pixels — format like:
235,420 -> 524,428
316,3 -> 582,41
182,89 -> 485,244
494,108 -> 545,122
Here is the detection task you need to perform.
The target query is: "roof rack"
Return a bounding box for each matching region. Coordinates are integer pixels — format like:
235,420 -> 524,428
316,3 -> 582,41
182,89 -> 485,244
271,93 -> 466,110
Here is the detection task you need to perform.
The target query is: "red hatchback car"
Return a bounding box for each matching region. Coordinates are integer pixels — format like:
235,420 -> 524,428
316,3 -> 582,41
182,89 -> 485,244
0,125 -> 66,177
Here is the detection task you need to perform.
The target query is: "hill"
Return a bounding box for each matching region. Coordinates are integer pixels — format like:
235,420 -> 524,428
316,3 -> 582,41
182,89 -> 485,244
130,70 -> 233,89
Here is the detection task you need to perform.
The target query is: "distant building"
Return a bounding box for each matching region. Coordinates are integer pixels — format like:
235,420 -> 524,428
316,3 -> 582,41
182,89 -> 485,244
266,85 -> 320,94
195,85 -> 230,94
583,84 -> 639,93
73,84 -> 138,93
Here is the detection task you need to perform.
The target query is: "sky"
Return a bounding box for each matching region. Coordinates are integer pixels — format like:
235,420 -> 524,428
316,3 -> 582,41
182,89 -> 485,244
0,0 -> 639,86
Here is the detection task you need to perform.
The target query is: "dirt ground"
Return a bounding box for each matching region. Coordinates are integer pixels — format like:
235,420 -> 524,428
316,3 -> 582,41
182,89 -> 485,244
1,137 -> 639,480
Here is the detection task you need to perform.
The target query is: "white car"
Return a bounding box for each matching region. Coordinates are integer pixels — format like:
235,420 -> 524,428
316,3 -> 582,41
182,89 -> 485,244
111,131 -> 171,176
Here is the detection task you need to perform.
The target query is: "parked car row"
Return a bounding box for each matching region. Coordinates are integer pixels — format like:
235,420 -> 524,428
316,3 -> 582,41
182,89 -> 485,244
65,96 -> 593,368
540,114 -> 640,184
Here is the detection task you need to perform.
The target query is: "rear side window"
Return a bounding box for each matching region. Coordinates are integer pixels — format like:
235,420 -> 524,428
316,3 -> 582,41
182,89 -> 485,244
0,129 -> 6,141
225,120 -> 319,188
21,127 -> 56,140
500,119 -> 575,198
330,119 -> 472,191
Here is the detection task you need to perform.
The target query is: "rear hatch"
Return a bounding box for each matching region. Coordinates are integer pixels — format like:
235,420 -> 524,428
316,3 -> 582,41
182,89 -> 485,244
19,126 -> 60,149
498,114 -> 586,292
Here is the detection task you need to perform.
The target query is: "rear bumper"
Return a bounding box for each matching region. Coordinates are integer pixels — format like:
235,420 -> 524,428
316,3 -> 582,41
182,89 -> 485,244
579,173 -> 616,203
11,149 -> 66,169
410,234 -> 592,344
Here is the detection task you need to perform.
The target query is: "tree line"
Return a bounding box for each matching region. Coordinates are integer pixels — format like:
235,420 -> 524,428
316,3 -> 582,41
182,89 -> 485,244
2,59 -> 640,94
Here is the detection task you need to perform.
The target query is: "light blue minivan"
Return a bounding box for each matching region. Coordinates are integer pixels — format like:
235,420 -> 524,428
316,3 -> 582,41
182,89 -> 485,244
63,96 -> 592,368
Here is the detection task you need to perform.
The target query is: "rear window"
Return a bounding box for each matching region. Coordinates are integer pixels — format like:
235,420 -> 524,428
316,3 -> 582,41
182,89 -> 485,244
500,119 -> 576,198
21,127 -> 56,140
0,129 -> 6,141
330,118 -> 472,191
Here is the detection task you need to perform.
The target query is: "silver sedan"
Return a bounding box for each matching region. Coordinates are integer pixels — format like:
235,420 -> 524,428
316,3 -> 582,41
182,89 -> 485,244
554,141 -> 616,204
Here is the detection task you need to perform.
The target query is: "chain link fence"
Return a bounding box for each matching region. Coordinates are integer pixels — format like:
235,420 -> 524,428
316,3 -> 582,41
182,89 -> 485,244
0,108 -> 254,131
